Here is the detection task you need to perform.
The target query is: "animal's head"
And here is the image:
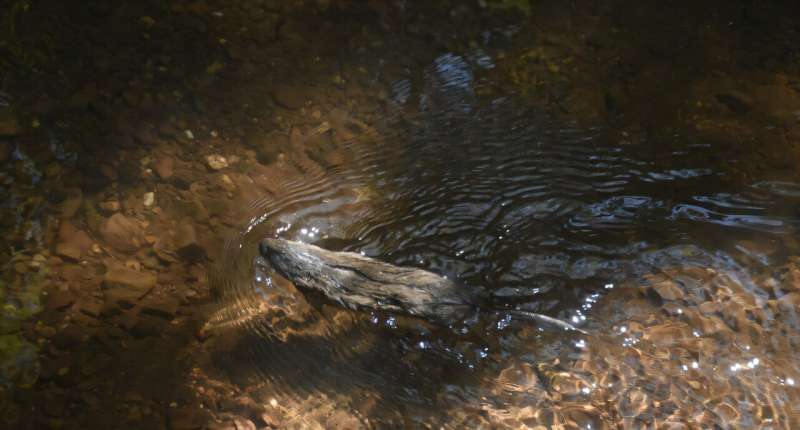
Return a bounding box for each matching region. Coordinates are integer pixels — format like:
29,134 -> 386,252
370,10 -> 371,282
260,238 -> 316,283
259,237 -> 360,300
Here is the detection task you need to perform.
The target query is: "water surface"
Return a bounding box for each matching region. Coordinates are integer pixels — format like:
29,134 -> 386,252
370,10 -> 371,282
210,53 -> 800,427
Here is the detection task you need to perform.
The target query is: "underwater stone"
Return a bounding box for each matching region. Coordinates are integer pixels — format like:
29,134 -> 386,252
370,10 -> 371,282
206,154 -> 228,170
103,267 -> 156,306
100,213 -> 143,253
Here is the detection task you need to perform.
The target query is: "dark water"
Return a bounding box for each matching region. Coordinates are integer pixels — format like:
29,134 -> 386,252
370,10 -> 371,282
209,54 -> 800,427
4,1 -> 800,428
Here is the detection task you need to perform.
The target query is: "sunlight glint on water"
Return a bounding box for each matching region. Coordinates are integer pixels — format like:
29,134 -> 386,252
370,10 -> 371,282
208,53 -> 800,428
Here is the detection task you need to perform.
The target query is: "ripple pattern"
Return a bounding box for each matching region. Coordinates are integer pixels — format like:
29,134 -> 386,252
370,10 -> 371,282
206,53 -> 800,427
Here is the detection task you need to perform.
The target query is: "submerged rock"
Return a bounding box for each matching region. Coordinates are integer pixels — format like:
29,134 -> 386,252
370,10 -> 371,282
55,221 -> 93,261
143,192 -> 155,207
153,236 -> 179,263
782,265 -> 800,292
54,241 -> 82,261
129,315 -> 167,338
248,130 -> 288,165
206,154 -> 228,170
51,325 -> 84,350
140,297 -> 179,319
174,222 -> 206,262
103,266 -> 156,307
100,213 -> 143,253
98,200 -> 121,213
650,278 -> 684,301
103,267 -> 157,290
154,157 -> 175,179
45,290 -> 75,312
271,84 -> 307,110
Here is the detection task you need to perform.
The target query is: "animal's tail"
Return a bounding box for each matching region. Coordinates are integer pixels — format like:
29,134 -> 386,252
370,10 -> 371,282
504,310 -> 587,334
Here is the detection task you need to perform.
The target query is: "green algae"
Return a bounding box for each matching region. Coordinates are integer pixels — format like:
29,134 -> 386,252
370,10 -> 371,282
0,261 -> 47,389
0,334 -> 39,388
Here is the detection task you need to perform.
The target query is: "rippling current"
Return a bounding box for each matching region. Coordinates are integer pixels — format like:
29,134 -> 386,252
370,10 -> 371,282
208,54 -> 800,427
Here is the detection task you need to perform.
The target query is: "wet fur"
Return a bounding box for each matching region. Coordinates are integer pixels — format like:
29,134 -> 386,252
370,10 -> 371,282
260,238 -> 583,333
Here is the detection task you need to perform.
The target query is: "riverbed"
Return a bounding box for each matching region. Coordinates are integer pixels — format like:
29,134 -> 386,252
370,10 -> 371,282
1,1 -> 799,428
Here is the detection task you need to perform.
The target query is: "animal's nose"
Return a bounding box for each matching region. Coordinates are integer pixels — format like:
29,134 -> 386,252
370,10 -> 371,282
259,238 -> 275,256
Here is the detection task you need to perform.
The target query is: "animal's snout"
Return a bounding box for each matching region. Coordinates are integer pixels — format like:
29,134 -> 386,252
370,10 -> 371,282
259,239 -> 273,257
260,237 -> 286,256
259,238 -> 302,271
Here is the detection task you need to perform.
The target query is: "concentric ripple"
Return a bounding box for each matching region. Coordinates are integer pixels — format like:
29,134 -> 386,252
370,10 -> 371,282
207,54 -> 800,427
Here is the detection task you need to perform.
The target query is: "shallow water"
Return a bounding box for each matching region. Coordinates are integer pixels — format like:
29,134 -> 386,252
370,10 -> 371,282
209,53 -> 800,427
2,1 -> 800,428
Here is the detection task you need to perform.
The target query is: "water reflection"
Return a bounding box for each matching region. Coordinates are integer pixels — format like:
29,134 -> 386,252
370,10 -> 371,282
208,53 -> 800,427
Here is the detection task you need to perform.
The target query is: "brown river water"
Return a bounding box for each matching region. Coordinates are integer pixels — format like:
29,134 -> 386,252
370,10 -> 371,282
1,1 -> 800,428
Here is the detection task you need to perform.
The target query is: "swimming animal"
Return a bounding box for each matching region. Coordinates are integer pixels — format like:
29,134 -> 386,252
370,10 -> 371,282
260,238 -> 584,333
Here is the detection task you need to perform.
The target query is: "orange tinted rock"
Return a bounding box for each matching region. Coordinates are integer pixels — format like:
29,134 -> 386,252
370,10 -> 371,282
55,242 -> 82,261
782,266 -> 800,292
100,213 -> 143,253
45,290 -> 75,311
55,222 -> 93,261
698,301 -> 721,315
651,280 -> 684,301
153,156 -> 174,179
174,222 -> 206,262
103,266 -> 156,291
